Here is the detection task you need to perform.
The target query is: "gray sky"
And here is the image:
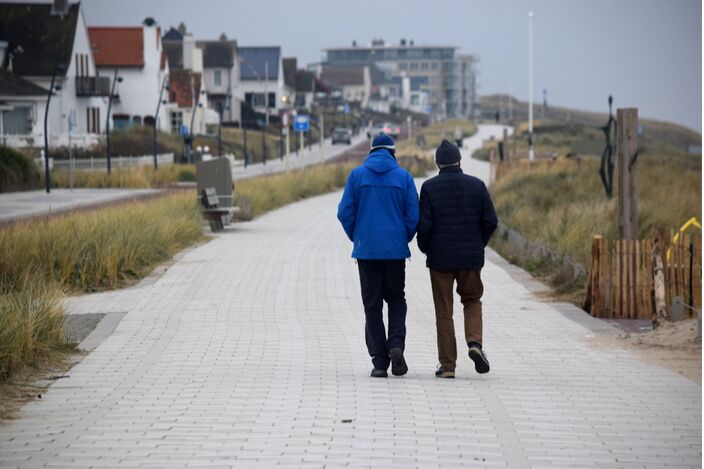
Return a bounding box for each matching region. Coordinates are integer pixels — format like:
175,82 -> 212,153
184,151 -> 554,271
83,0 -> 702,132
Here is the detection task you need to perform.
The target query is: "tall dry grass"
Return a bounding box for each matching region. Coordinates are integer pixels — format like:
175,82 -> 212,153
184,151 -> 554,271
0,192 -> 204,291
0,277 -> 64,379
491,156 -> 701,269
48,165 -> 196,189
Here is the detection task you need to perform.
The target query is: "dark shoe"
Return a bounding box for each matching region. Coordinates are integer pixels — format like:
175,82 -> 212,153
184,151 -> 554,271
370,368 -> 388,378
389,348 -> 408,376
435,365 -> 455,378
468,343 -> 490,374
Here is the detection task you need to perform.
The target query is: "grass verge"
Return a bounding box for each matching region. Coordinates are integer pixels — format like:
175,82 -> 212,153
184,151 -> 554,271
48,164 -> 196,189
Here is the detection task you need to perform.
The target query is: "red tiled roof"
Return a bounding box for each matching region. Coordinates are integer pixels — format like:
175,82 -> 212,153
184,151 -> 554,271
169,69 -> 201,108
88,27 -> 144,67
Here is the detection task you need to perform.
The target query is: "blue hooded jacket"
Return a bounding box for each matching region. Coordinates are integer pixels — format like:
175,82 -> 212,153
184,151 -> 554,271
337,149 -> 419,259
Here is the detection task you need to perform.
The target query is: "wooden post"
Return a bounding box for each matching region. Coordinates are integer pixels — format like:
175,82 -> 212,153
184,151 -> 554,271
489,149 -> 497,186
503,128 -> 510,162
617,108 -> 639,240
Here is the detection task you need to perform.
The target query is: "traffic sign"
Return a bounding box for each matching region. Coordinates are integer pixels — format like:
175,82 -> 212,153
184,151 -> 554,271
293,115 -> 310,132
179,125 -> 189,137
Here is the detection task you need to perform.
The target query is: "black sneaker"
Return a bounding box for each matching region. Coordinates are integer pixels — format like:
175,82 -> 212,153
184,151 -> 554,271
435,365 -> 455,378
468,343 -> 490,374
370,368 -> 388,378
389,348 -> 408,376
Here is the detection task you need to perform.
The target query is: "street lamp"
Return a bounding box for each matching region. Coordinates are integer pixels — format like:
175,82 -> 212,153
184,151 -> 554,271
106,69 -> 123,174
43,62 -> 65,193
153,75 -> 169,169
217,95 -> 230,158
188,89 -> 206,164
528,11 -> 534,161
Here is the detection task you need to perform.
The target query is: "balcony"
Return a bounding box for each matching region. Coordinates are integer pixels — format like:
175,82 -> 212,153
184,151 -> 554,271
75,76 -> 110,97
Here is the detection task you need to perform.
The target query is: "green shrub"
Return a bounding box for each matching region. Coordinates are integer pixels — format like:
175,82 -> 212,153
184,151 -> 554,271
0,146 -> 41,192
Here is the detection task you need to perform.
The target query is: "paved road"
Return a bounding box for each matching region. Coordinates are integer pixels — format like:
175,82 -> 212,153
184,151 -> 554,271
0,188 -> 163,225
0,125 -> 700,468
0,134 -> 366,225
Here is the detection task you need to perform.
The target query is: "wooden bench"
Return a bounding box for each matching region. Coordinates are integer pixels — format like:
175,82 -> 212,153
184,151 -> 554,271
199,187 -> 240,232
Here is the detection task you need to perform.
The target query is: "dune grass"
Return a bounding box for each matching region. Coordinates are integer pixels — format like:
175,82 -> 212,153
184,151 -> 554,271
0,278 -> 65,380
491,145 -> 701,274
0,192 -> 204,292
0,192 -> 204,382
48,164 -> 196,189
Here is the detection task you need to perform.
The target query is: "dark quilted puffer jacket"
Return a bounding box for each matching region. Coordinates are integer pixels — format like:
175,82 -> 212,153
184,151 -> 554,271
417,165 -> 498,272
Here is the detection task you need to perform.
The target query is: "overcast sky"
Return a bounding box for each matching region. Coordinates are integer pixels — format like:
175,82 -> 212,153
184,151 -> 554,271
82,0 -> 702,132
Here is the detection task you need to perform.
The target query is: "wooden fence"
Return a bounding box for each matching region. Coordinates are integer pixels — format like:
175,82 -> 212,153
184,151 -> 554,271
586,234 -> 701,320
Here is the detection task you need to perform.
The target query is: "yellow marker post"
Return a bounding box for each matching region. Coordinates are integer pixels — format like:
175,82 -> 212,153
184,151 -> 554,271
667,217 -> 702,262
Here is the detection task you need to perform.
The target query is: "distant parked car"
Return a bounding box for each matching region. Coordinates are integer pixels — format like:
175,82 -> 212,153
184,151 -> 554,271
332,127 -> 352,145
367,122 -> 401,139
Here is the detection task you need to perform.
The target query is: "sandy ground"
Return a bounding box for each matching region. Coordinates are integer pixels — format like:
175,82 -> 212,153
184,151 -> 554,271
586,318 -> 702,384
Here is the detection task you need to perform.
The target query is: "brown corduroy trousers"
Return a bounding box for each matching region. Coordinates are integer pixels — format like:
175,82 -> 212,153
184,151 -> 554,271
429,269 -> 484,371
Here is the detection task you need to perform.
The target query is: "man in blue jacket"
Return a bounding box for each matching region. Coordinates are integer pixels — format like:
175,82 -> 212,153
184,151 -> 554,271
417,140 -> 498,378
337,134 -> 420,378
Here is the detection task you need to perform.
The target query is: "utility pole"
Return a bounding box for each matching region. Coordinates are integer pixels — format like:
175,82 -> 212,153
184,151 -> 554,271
320,113 -> 325,163
264,62 -> 269,127
528,11 -> 535,161
617,108 -> 639,240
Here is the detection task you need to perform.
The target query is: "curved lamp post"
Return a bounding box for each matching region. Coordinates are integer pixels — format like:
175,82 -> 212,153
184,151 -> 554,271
153,75 -> 169,169
188,89 -> 206,164
43,63 -> 65,193
106,69 -> 123,174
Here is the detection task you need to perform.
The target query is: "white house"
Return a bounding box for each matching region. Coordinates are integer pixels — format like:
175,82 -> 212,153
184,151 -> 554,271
236,46 -> 288,123
87,18 -> 171,132
0,1 -> 109,148
198,37 -> 241,124
162,28 -> 218,135
319,64 -> 371,108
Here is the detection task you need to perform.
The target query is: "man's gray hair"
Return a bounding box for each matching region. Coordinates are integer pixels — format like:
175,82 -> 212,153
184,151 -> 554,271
437,162 -> 460,169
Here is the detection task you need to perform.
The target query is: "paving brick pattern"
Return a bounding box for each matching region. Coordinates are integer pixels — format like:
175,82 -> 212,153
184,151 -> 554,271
0,126 -> 700,467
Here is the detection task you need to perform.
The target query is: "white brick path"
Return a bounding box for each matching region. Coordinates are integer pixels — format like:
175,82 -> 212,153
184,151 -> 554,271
0,126 -> 700,468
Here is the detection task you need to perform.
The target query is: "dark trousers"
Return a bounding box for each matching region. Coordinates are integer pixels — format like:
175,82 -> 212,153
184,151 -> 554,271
357,260 -> 407,370
429,269 -> 483,371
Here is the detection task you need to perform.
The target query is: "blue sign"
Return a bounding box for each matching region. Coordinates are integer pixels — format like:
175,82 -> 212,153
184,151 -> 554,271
179,125 -> 189,137
293,115 -> 310,132
343,103 -> 350,114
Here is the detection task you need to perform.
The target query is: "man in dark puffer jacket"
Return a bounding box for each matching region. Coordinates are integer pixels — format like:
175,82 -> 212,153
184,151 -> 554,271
417,139 -> 498,378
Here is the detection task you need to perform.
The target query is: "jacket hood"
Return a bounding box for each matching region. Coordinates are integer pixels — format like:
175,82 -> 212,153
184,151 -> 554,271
364,149 -> 399,174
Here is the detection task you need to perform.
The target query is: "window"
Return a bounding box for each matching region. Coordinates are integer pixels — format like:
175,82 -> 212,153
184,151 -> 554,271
75,53 -> 89,77
3,107 -> 31,134
245,92 -> 265,108
410,95 -> 420,106
214,70 -> 222,87
431,62 -> 438,70
86,107 -> 100,133
421,62 -> 429,71
170,111 -> 183,133
268,93 -> 275,109
410,62 -> 418,71
398,62 -> 407,71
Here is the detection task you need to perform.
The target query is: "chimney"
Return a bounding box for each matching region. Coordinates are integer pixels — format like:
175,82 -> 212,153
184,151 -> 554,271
183,35 -> 195,70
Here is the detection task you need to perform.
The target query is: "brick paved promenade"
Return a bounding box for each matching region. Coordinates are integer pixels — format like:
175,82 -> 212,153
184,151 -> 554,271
0,126 -> 700,467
